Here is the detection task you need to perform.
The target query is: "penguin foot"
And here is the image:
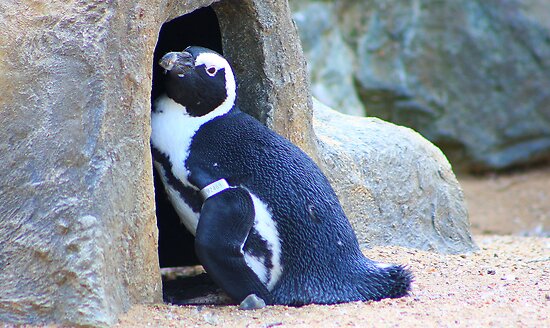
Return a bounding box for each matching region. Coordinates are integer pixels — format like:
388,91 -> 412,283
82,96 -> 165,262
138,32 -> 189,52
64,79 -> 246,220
239,294 -> 266,310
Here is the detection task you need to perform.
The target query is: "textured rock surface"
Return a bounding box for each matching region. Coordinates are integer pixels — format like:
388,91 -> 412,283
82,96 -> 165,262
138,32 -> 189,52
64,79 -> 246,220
214,0 -> 318,160
0,0 -> 169,326
313,99 -> 475,254
292,0 -> 550,171
292,3 -> 364,116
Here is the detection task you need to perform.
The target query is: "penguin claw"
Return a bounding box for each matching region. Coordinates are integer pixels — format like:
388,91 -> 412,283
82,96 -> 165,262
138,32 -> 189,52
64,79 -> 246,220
238,294 -> 266,310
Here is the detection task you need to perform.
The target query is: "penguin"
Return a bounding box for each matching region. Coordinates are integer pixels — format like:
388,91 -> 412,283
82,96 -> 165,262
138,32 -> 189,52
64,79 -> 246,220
151,46 -> 413,308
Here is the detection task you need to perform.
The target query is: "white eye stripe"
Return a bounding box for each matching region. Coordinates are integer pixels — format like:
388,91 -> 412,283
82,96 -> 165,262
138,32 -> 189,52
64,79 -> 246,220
195,52 -> 227,71
205,66 -> 217,76
193,51 -> 236,114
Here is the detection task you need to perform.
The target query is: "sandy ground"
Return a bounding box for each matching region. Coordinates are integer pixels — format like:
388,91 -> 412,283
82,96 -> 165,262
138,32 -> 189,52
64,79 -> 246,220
460,166 -> 550,237
115,167 -> 550,328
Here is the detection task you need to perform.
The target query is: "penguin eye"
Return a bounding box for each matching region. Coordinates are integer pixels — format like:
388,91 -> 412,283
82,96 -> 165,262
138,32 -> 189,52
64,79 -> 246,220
206,66 -> 217,76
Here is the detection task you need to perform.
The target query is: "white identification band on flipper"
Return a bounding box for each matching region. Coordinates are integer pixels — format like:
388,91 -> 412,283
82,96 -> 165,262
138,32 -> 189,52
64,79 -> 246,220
200,179 -> 231,200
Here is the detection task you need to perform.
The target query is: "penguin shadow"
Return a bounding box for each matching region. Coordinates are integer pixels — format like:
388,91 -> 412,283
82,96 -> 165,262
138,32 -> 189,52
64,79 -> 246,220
161,267 -> 233,306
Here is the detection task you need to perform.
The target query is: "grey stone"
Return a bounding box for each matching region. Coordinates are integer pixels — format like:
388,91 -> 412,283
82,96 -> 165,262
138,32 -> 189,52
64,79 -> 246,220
0,0 -> 166,326
213,0 -> 319,161
291,2 -> 365,116
238,294 -> 266,310
313,99 -> 476,254
292,0 -> 550,171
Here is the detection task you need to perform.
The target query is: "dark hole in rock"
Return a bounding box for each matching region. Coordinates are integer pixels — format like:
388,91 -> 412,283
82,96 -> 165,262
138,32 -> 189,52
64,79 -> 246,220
152,6 -> 229,305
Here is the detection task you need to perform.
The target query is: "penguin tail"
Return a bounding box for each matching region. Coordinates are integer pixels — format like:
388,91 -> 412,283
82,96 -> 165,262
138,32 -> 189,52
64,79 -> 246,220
382,264 -> 413,299
356,263 -> 413,301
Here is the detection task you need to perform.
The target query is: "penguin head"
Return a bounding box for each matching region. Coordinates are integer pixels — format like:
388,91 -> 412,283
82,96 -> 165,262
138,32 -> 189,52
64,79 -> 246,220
159,46 -> 236,117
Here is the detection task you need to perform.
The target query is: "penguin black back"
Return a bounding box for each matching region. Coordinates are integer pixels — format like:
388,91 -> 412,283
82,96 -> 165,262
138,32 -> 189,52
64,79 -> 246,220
188,109 -> 411,305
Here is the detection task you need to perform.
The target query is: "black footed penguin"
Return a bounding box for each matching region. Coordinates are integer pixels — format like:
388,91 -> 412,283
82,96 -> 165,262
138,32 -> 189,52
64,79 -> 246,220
151,46 -> 412,308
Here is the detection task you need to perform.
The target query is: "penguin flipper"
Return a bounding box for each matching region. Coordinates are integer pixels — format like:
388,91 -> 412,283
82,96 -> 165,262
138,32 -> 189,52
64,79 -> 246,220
195,187 -> 272,305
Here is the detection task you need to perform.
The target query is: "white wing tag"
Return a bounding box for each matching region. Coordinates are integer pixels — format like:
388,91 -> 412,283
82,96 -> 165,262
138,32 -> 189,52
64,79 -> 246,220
200,179 -> 231,200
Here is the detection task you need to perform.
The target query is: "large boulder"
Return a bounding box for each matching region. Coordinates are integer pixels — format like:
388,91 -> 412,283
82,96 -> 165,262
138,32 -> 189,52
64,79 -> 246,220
313,100 -> 475,254
0,1 -> 166,326
292,0 -> 550,171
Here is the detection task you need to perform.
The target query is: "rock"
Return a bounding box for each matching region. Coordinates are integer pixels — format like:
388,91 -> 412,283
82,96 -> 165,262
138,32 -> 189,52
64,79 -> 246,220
0,1 -> 166,326
313,99 -> 476,254
292,0 -> 550,171
238,294 -> 267,310
0,0 -> 314,326
214,0 -> 318,160
291,2 -> 365,116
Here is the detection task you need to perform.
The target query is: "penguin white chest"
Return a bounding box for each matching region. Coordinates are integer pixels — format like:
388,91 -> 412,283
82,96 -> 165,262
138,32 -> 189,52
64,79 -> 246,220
151,95 -> 204,187
151,95 -> 213,235
151,95 -> 234,186
151,95 -> 234,236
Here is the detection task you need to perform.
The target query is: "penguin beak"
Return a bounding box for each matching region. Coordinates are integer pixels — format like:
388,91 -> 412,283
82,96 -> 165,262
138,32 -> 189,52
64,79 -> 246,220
159,51 -> 194,75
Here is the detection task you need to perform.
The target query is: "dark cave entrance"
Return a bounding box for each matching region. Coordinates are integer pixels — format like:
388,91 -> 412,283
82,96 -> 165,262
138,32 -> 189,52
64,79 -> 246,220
152,6 -> 221,269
